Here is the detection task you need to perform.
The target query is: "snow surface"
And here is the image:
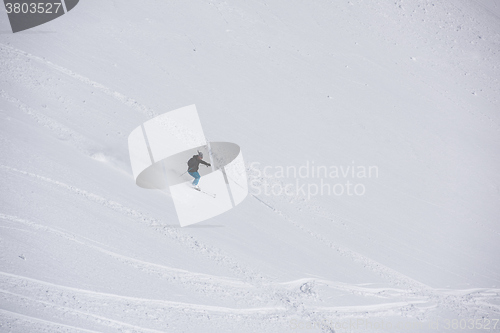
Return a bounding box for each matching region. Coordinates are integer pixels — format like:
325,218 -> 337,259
1,0 -> 500,332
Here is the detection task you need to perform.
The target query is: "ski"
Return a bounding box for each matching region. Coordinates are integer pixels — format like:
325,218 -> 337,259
193,187 -> 216,198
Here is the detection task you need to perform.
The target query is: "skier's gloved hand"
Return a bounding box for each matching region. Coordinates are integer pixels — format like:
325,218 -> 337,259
207,163 -> 211,167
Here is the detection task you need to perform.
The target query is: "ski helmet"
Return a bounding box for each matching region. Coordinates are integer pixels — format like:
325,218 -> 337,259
197,150 -> 203,158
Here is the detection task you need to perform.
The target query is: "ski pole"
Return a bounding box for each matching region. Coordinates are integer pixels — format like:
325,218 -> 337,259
181,168 -> 193,177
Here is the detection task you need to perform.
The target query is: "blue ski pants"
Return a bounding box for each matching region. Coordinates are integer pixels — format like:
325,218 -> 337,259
188,171 -> 201,186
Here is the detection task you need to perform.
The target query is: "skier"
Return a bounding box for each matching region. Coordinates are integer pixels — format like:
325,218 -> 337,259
187,151 -> 211,190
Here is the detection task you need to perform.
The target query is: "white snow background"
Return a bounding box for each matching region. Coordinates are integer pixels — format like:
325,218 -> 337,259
0,0 -> 500,332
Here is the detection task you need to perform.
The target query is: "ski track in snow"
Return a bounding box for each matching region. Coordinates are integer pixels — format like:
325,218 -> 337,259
0,89 -> 93,154
0,89 -> 143,179
0,280 -> 286,332
0,308 -> 101,333
0,296 -> 165,333
0,43 -> 158,120
0,273 -> 286,315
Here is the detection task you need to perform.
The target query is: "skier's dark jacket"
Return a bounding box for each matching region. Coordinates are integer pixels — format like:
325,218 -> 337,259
187,155 -> 210,172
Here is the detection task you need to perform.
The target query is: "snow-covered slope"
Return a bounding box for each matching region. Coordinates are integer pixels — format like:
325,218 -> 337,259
1,0 -> 499,332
